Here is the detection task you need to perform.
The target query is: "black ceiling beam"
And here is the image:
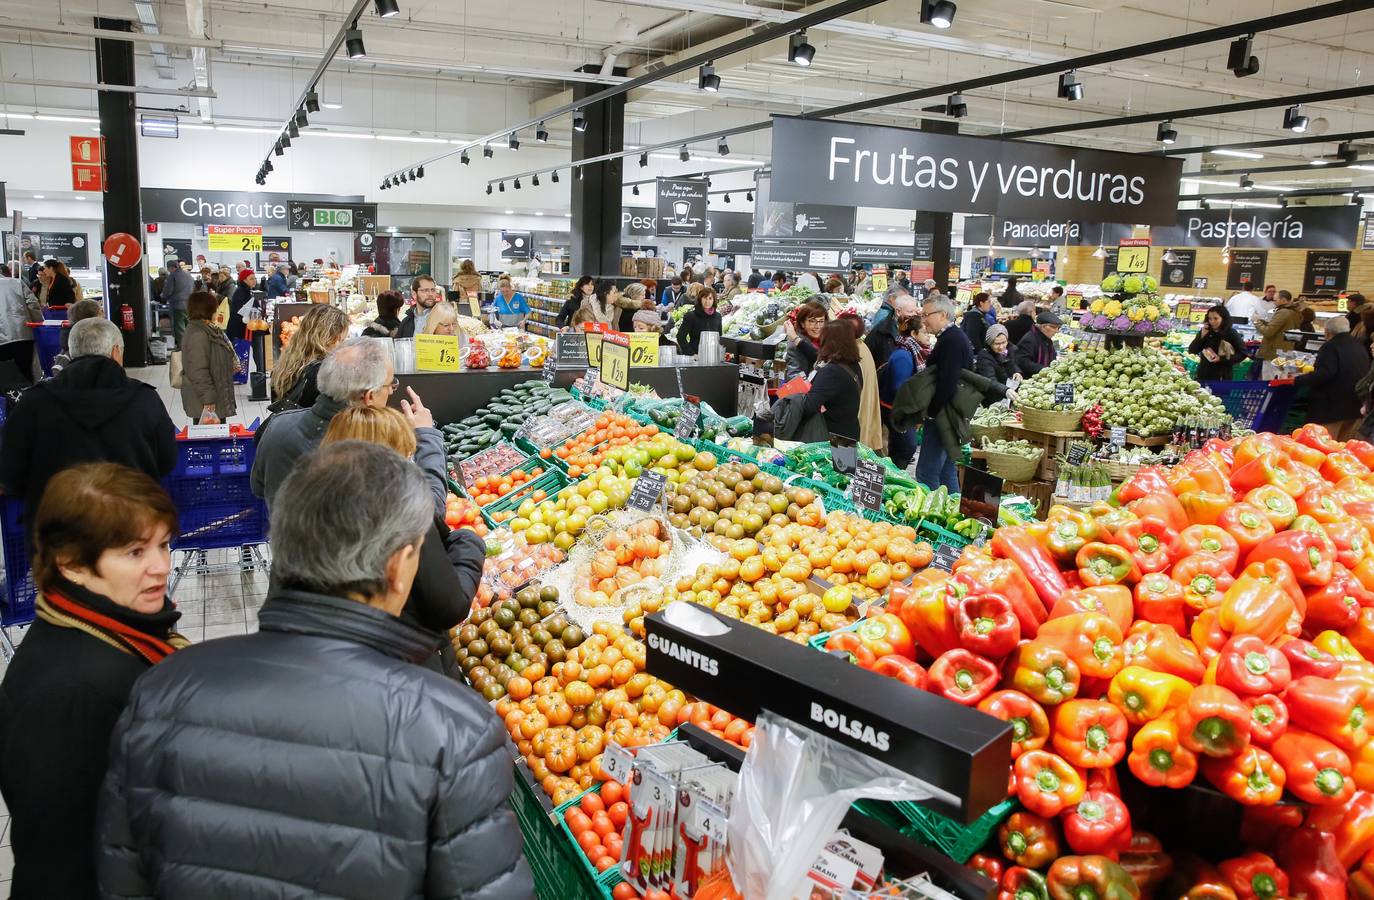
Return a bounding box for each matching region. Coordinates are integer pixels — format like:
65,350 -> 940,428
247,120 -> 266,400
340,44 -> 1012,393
1161,129 -> 1374,156
1188,188 -> 1366,201
1199,160 -> 1374,176
1003,84 -> 1374,140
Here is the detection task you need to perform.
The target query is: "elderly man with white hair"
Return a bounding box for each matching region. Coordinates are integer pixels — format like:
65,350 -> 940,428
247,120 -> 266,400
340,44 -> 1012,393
1295,314 -> 1371,441
1,317 -> 177,547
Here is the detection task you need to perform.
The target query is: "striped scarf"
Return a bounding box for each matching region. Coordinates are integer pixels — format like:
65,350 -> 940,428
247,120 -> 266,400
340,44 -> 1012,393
37,590 -> 189,665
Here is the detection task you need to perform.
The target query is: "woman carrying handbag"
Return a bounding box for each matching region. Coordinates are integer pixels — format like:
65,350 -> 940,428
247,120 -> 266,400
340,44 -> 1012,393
178,292 -> 238,425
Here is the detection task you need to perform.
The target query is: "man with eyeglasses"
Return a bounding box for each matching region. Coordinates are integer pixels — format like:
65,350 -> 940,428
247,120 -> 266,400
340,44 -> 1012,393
396,275 -> 443,339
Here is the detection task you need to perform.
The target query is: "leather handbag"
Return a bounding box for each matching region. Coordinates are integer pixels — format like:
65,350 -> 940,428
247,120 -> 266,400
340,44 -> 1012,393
169,350 -> 184,389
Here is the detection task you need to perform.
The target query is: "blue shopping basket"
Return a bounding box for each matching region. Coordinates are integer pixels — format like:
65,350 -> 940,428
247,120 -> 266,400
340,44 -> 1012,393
164,419 -> 268,551
1202,380 -> 1297,434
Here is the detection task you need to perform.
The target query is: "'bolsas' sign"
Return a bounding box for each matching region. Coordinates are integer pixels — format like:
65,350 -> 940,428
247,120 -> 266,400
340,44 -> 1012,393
770,115 -> 1183,225
1149,206 -> 1361,249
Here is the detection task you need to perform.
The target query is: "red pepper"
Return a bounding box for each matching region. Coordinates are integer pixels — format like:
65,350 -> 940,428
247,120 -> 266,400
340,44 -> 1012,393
1173,553 -> 1237,615
1176,683 -> 1252,757
1271,729 -> 1356,805
1233,432 -> 1286,470
1217,852 -> 1289,900
1117,467 -> 1171,504
1050,585 -> 1134,635
1039,613 -> 1125,680
1111,517 -> 1179,574
992,526 -> 1071,614
1013,750 -> 1085,818
1052,699 -> 1128,769
1191,609 -> 1230,664
1285,675 -> 1373,752
1178,524 -> 1242,572
1217,504 -> 1278,556
1000,868 -> 1050,900
1305,568 -> 1367,632
1128,714 -> 1198,788
1306,789 -> 1374,869
1231,453 -> 1306,497
1009,640 -> 1082,706
1084,765 -> 1120,797
1124,621 -> 1207,683
1324,448 -> 1373,482
1179,490 -> 1233,527
1091,504 -> 1138,538
1276,826 -> 1348,900
1243,693 -> 1289,746
1279,637 -> 1343,680
1076,542 -> 1140,587
871,654 -> 928,689
928,648 -> 999,706
1134,573 -> 1188,635
1244,530 -> 1335,588
1218,561 -> 1303,644
1355,556 -> 1374,594
1126,491 -> 1189,533
893,577 -> 961,659
954,556 -> 1048,640
1239,804 -> 1305,853
969,853 -> 1006,884
1061,790 -> 1132,859
1295,422 -> 1343,454
855,612 -> 916,659
1214,634 -> 1292,697
998,811 -> 1062,869
824,631 -> 877,669
1321,516 -> 1371,570
1171,453 -> 1231,495
1203,437 -> 1236,470
1298,483 -> 1350,524
978,690 -> 1050,759
1119,832 -> 1175,899
953,592 -> 1020,658
1348,439 -> 1374,470
1200,745 -> 1286,806
1242,485 -> 1299,530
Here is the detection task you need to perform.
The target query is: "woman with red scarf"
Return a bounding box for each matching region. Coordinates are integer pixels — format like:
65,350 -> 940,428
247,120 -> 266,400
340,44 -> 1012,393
0,463 -> 188,899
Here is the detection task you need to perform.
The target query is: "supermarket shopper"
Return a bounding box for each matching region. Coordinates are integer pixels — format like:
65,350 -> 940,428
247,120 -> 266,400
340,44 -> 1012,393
1347,292 -> 1370,330
1005,298 -> 1037,345
558,275 -> 596,329
0,463 -> 186,900
803,319 -> 864,444
422,301 -> 461,337
879,298 -> 924,468
659,276 -> 685,307
839,312 -> 885,452
270,304 -> 350,412
97,441 -> 536,900
396,274 -> 443,338
1188,304 -> 1247,382
615,282 -> 656,331
785,301 -> 829,379
1295,315 -> 1370,440
159,261 -> 193,347
910,296 -> 975,491
228,269 -> 266,373
632,308 -> 673,345
865,286 -> 903,368
179,291 -> 240,425
1,318 -> 176,550
48,297 -> 103,379
252,337 -> 398,510
1016,310 -> 1062,377
0,264 -> 38,387
676,288 -> 723,356
452,258 -> 482,299
363,289 -> 406,338
999,275 -> 1024,309
265,263 -> 292,300
721,271 -> 744,304
960,291 -> 991,349
493,275 -> 530,327
975,324 -> 1023,406
1225,278 -> 1265,322
1255,290 -> 1304,379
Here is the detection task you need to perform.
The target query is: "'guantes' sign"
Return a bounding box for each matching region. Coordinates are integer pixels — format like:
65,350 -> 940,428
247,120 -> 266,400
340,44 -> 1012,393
770,115 -> 1183,225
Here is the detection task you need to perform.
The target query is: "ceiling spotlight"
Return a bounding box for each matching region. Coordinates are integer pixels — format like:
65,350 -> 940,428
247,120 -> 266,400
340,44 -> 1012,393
1278,195 -> 1289,208
295,108 -> 308,128
373,0 -> 400,16
498,182 -> 505,192
483,144 -> 494,158
552,170 -> 560,183
572,109 -> 587,132
532,174 -> 540,186
1157,121 -> 1178,144
287,119 -> 299,138
273,140 -> 284,156
699,61 -> 720,92
281,131 -> 292,148
513,178 -> 521,190
920,0 -> 956,28
1227,34 -> 1259,78
788,31 -> 815,66
1351,192 -> 1362,205
398,172 -> 407,184
460,150 -> 470,165
724,193 -> 731,203
305,91 -> 320,114
575,167 -> 583,180
509,132 -> 520,151
1310,157 -> 1331,166
946,93 -> 967,118
746,190 -> 753,201
486,184 -> 493,195
1161,249 -> 1179,265
639,152 -> 648,168
1058,69 -> 1083,101
381,177 -> 390,189
345,24 -> 366,59
1240,175 -> 1254,191
718,136 -> 730,156
536,122 -> 548,143
415,166 -> 423,178
632,185 -> 640,196
1338,141 -> 1359,164
679,144 -> 690,162
264,159 -> 272,173
1283,104 -> 1309,133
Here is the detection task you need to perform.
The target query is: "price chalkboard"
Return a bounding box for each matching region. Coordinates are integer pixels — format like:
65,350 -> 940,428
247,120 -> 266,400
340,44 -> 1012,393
851,458 -> 886,513
930,543 -> 961,573
556,332 -> 588,368
1110,425 -> 1127,447
1054,383 -> 1075,406
602,339 -> 631,391
675,401 -> 699,440
1066,443 -> 1091,466
627,470 -> 668,513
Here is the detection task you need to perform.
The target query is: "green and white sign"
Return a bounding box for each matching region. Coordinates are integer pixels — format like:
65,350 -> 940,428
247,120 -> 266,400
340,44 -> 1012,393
288,199 -> 377,232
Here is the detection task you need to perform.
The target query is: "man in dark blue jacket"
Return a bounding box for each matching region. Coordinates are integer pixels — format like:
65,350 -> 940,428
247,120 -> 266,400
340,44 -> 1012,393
915,296 -> 973,492
265,264 -> 291,299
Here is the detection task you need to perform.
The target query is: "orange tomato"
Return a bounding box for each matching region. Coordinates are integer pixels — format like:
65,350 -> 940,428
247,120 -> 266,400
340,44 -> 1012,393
608,800 -> 629,829
600,780 -> 624,805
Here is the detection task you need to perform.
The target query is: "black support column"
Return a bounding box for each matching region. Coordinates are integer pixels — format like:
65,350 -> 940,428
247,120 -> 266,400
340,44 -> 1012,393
918,119 -> 957,292
570,65 -> 626,279
95,17 -> 148,367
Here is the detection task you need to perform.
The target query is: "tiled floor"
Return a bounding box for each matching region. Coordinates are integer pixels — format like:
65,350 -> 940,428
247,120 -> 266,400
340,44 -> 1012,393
0,363 -> 272,892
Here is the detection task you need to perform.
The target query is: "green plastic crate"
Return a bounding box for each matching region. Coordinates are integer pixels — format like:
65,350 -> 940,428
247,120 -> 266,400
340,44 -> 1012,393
481,468 -> 571,528
553,782 -> 624,896
918,519 -> 973,551
510,764 -> 603,900
894,797 -> 1017,864
807,618 -> 862,652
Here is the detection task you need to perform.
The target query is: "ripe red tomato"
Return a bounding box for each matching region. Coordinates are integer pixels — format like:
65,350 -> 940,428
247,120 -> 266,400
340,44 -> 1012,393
600,780 -> 624,806
576,830 -> 600,855
580,793 -> 605,816
611,884 -> 639,900
565,809 -> 591,833
591,811 -> 615,837
604,833 -> 623,860
595,855 -> 618,872
608,801 -> 629,829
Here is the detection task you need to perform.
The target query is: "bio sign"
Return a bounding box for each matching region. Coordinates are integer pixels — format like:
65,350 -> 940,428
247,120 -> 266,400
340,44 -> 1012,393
287,199 -> 377,232
771,115 -> 1183,224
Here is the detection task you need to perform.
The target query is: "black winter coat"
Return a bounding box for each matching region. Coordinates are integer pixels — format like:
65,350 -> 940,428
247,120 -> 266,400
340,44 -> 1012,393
0,580 -> 184,899
0,354 -> 177,543
1017,328 -> 1057,377
785,337 -> 819,380
677,308 -> 722,356
803,361 -> 862,442
1006,313 -> 1034,346
251,393 -> 347,510
960,309 -> 988,350
227,282 -> 257,341
1297,333 -> 1371,424
1188,324 -> 1247,382
96,590 -> 536,900
975,347 -> 1019,405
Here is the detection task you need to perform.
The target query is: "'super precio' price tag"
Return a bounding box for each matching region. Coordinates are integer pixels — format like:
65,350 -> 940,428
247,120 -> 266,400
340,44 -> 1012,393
601,339 -> 631,391
628,333 -> 658,367
601,742 -> 633,783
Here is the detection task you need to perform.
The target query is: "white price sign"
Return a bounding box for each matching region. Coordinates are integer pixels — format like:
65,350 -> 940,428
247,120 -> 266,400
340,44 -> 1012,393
601,742 -> 633,783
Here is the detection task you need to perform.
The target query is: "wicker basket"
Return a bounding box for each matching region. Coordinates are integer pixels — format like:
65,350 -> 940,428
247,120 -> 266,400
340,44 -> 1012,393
1017,405 -> 1084,434
983,447 -> 1044,482
1106,459 -> 1144,481
970,423 -> 1008,444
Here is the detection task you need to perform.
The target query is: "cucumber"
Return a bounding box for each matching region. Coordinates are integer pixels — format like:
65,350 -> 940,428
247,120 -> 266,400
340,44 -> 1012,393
499,422 -> 521,437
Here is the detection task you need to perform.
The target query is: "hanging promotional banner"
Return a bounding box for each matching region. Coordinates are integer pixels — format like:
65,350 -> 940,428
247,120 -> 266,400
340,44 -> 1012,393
207,225 -> 263,253
961,216 -> 1136,247
1363,216 -> 1374,251
140,189 -> 365,227
655,178 -> 708,238
500,231 -> 532,259
1303,251 -> 1351,293
260,236 -> 291,263
452,228 -> 475,259
854,244 -> 915,264
1158,249 -> 1197,288
750,241 -> 855,271
1,231 -> 90,269
752,172 -> 856,243
289,200 -> 377,233
1150,206 -> 1361,249
770,115 -> 1183,224
1226,250 -> 1268,291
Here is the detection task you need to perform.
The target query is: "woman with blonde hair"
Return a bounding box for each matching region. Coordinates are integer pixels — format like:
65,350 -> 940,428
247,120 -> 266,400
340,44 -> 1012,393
321,406 -> 485,673
452,259 -> 481,298
270,304 -> 349,412
422,301 -> 460,337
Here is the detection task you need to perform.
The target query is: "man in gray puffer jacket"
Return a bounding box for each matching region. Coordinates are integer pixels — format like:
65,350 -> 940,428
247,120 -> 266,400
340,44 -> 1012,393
96,441 -> 535,900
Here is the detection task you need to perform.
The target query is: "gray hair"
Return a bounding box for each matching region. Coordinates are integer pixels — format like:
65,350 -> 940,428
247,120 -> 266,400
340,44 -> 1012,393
1017,299 -> 1037,316
271,441 -> 433,598
1326,315 -> 1351,337
317,338 -> 393,403
68,318 -> 123,359
922,296 -> 956,320
924,279 -> 938,291
986,323 -> 1009,348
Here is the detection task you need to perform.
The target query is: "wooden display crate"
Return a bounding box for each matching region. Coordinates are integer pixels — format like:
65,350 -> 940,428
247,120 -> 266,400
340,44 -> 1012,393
1003,423 -> 1168,481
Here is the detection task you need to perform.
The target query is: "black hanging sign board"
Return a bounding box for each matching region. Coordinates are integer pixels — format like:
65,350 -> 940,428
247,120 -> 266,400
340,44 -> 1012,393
1225,250 -> 1268,292
627,471 -> 669,513
830,441 -> 859,476
1110,425 -> 1127,448
959,466 -> 1004,523
1159,249 -> 1196,288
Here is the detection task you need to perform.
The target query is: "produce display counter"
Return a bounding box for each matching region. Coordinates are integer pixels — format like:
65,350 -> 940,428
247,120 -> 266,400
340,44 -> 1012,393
395,362 -> 739,424
1001,423 -> 1167,482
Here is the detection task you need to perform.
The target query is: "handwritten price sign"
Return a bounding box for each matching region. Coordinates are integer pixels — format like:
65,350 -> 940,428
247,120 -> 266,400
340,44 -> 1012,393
414,334 -> 462,372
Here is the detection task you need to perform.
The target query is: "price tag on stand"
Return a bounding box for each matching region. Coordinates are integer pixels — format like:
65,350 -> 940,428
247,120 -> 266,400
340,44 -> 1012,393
830,441 -> 858,476
930,543 -> 961,573
1066,443 -> 1091,466
638,765 -> 673,808
601,742 -> 634,783
1174,301 -> 1193,322
542,355 -> 557,385
1066,292 -> 1084,311
585,332 -> 603,368
627,470 -> 669,513
628,333 -> 659,367
1110,425 -> 1127,448
186,423 -> 232,439
601,337 -> 631,391
584,367 -> 600,395
872,271 -> 889,294
1117,239 -> 1151,274
1190,308 -> 1207,324
414,334 -> 462,372
696,799 -> 729,845
850,458 -> 885,514
675,398 -> 700,440
1053,382 -> 1075,406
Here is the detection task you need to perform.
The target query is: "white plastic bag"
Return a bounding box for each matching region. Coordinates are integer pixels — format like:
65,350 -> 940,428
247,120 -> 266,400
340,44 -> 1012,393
727,711 -> 957,900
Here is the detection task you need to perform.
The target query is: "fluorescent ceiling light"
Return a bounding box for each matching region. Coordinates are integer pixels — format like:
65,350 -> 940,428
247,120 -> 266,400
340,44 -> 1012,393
304,131 -> 375,139
35,114 -> 100,124
215,126 -> 281,134
535,211 -> 544,216
376,135 -> 447,143
1350,164 -> 1374,172
32,194 -> 44,199
1212,148 -> 1264,160
322,102 -> 343,110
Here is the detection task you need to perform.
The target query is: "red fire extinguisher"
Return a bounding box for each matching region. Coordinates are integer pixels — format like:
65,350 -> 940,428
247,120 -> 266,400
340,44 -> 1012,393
120,305 -> 134,331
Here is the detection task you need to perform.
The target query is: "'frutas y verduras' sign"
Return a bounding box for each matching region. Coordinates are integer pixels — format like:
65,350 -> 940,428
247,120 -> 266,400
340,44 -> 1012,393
770,115 -> 1183,225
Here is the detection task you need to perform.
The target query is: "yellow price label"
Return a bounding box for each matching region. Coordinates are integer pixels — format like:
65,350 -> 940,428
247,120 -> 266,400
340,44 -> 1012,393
207,225 -> 263,252
628,333 -> 658,367
872,273 -> 888,293
585,332 -> 603,368
1191,309 -> 1208,324
601,340 -> 630,391
468,295 -> 481,317
1066,292 -> 1084,310
414,333 -> 462,372
1117,244 -> 1150,274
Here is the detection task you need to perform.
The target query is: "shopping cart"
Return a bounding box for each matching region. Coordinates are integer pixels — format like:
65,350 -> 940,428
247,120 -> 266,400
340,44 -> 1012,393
1202,380 -> 1298,434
